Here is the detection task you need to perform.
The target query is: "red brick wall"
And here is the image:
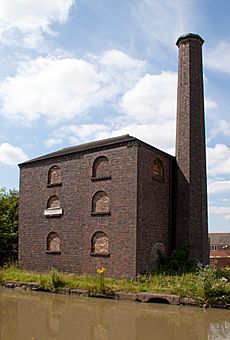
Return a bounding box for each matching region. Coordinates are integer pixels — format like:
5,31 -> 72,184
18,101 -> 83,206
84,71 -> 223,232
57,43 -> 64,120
210,257 -> 230,269
136,144 -> 173,274
19,142 -> 138,278
175,35 -> 209,264
80,144 -> 138,277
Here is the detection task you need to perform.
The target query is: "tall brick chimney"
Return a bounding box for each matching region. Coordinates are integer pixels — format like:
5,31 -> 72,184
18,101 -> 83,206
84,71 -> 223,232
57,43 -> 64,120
175,33 -> 209,264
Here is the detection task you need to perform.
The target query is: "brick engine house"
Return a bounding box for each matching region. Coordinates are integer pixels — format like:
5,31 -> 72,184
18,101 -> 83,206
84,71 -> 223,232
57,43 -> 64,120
18,34 -> 209,277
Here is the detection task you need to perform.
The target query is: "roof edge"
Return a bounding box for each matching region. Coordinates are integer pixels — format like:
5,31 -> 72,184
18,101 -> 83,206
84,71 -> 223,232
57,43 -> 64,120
19,134 -> 174,167
19,135 -> 135,167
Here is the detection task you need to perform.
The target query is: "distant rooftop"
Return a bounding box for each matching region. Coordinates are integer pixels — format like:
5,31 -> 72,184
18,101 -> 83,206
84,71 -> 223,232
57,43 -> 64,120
209,233 -> 230,244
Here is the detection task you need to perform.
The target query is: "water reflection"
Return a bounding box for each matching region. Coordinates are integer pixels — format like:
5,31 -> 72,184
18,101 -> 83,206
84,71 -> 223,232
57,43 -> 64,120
0,288 -> 229,340
45,304 -> 61,337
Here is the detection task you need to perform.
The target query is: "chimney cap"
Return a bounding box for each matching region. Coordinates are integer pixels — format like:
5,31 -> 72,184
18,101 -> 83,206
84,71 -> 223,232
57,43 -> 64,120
176,33 -> 204,46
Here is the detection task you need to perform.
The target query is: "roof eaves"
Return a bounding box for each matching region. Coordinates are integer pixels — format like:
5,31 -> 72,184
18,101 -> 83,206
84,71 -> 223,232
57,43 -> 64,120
19,134 -> 136,167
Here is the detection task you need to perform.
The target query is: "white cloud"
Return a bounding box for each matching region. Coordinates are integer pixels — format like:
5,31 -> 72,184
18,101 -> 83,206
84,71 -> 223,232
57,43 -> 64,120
45,137 -> 63,148
207,144 -> 230,177
206,42 -> 230,74
205,97 -> 218,110
0,0 -> 74,47
208,180 -> 230,194
0,46 -> 217,159
209,206 -> 230,221
0,51 -> 178,153
46,120 -> 176,154
108,122 -> 176,152
42,67 -> 219,155
99,49 -> 145,70
209,120 -> 230,141
45,123 -> 109,146
0,143 -> 28,165
119,71 -> 177,123
0,51 -> 146,125
222,198 -> 230,203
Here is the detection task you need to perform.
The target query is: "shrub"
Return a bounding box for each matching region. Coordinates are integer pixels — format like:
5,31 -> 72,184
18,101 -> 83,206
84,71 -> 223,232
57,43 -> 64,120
157,246 -> 196,274
216,267 -> 230,282
39,275 -> 49,289
50,268 -> 65,289
0,188 -> 19,266
196,264 -> 230,304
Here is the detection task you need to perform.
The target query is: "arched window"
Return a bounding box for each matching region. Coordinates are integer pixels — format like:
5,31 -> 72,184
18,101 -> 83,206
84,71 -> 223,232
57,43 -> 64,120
48,166 -> 61,185
150,242 -> 166,270
44,195 -> 62,217
47,195 -> 60,209
47,232 -> 61,252
92,191 -> 109,213
92,156 -> 111,179
91,231 -> 109,255
152,158 -> 164,179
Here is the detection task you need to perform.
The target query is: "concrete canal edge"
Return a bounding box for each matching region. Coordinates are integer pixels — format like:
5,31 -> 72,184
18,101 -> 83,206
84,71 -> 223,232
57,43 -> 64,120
1,281 -> 229,309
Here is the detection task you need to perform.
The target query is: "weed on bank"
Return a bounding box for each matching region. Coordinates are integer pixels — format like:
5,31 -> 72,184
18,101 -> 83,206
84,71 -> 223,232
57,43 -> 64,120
0,263 -> 229,305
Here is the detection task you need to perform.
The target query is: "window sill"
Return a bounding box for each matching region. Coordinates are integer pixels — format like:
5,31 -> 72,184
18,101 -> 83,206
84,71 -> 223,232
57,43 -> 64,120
91,176 -> 111,182
91,211 -> 111,216
47,183 -> 62,188
46,251 -> 61,255
44,208 -> 63,217
90,252 -> 110,258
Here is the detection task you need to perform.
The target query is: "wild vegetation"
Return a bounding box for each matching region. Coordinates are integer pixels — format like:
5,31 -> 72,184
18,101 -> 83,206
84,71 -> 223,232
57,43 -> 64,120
0,188 -> 19,266
0,263 -> 229,306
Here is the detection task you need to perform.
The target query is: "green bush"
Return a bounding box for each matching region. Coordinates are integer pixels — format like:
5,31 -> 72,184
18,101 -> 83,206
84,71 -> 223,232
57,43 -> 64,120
39,275 -> 49,289
50,268 -> 66,289
196,264 -> 230,303
216,267 -> 230,282
157,246 -> 196,274
0,188 -> 19,266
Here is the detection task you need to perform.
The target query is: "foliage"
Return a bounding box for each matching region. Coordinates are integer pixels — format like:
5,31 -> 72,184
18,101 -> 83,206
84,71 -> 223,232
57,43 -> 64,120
50,268 -> 66,289
157,246 -> 197,274
0,264 -> 229,305
0,188 -> 19,266
0,263 -> 38,282
195,264 -> 230,304
39,275 -> 49,290
215,267 -> 230,282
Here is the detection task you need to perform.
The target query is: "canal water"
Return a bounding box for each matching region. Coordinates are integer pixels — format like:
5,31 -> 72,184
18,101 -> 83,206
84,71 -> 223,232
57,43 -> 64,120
0,287 -> 229,340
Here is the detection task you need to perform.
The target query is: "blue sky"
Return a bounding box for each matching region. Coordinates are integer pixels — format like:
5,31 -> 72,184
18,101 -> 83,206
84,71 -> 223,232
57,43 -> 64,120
0,0 -> 229,232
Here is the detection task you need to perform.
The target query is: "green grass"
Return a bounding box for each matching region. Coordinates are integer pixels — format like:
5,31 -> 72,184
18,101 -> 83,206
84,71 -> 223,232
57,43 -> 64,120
0,263 -> 229,305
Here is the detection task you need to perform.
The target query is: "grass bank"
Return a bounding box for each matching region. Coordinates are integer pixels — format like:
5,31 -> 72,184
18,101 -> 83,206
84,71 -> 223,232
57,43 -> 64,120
0,264 -> 229,306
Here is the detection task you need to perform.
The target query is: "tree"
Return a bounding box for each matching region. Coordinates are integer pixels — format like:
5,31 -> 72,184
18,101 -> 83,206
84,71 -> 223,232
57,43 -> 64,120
0,188 -> 19,266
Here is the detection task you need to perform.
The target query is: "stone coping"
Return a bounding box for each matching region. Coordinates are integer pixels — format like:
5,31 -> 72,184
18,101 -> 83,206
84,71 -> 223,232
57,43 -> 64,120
1,281 -> 229,309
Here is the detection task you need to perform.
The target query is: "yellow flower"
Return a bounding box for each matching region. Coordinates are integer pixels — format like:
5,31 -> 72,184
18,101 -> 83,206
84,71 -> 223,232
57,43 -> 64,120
97,267 -> 106,274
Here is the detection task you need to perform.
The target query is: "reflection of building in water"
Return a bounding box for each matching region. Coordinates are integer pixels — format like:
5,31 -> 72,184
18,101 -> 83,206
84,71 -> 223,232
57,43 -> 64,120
1,289 -> 230,340
209,320 -> 230,339
91,323 -> 108,340
46,306 -> 61,337
19,33 -> 209,278
0,290 -> 18,340
136,306 -> 209,339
